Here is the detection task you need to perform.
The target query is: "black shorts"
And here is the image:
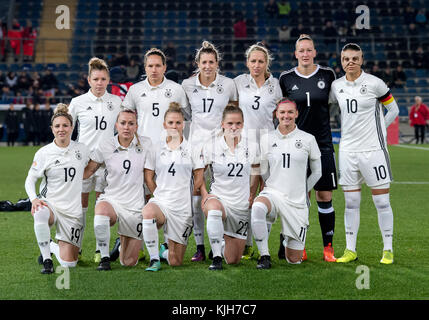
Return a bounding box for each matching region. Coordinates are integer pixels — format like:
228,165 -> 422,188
308,150 -> 338,191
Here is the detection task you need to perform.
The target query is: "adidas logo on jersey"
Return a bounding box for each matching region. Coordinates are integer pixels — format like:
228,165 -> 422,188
339,89 -> 344,93
193,89 -> 198,93
54,160 -> 60,165
245,85 -> 250,88
114,150 -> 119,153
291,85 -> 299,91
272,143 -> 278,147
141,93 -> 146,97
87,106 -> 92,110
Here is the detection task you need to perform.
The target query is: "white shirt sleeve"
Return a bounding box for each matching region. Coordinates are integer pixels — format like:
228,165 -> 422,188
25,151 -> 45,201
229,80 -> 238,101
328,86 -> 338,105
306,136 -> 322,192
121,86 -> 136,110
68,98 -> 78,128
90,147 -> 104,164
259,133 -> 270,180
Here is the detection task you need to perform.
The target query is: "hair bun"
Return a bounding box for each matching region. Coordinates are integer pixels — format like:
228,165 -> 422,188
54,103 -> 69,115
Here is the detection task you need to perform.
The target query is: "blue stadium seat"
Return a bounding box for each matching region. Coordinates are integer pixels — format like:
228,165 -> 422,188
399,106 -> 408,116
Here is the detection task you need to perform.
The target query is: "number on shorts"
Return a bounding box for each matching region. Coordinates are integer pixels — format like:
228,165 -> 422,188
182,226 -> 193,240
298,227 -> 307,242
227,163 -> 244,177
373,165 -> 387,181
136,222 -> 142,237
64,167 -> 76,182
236,221 -> 248,236
123,160 -> 131,174
70,227 -> 81,243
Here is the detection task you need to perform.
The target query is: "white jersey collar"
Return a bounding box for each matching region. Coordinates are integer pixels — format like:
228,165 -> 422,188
51,139 -> 73,154
144,76 -> 167,90
345,70 -> 365,86
87,89 -> 108,102
161,135 -> 188,152
248,73 -> 273,87
114,134 -> 138,150
294,65 -> 320,79
219,134 -> 245,153
195,72 -> 219,89
275,125 -> 299,139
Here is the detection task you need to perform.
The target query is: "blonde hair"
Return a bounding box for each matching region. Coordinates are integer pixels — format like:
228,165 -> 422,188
245,42 -> 273,78
51,103 -> 73,126
164,102 -> 184,120
194,41 -> 221,72
144,48 -> 166,66
88,57 -> 109,77
295,34 -> 315,49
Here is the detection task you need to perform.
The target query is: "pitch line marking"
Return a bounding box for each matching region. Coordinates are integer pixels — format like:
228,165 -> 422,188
393,145 -> 429,151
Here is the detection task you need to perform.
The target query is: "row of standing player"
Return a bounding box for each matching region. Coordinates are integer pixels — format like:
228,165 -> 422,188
26,34 -> 399,274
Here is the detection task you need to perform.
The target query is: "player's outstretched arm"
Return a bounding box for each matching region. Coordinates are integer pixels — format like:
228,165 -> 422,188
144,168 -> 157,195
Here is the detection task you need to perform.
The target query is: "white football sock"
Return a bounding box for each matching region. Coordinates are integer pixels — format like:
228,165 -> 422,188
94,215 -> 110,258
206,210 -> 224,258
143,219 -> 159,261
245,227 -> 253,246
251,201 -> 270,256
344,191 -> 361,252
192,196 -> 205,246
49,241 -> 77,267
372,193 -> 394,252
33,206 -> 51,261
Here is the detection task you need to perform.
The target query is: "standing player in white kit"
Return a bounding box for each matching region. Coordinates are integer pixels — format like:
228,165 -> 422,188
182,41 -> 238,262
68,57 -> 122,262
116,48 -> 189,260
329,43 -> 399,264
234,42 -> 282,259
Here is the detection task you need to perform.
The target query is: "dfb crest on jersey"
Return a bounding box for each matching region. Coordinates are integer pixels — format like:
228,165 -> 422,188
75,151 -> 82,160
268,85 -> 274,94
216,85 -> 224,94
360,85 -> 367,95
317,80 -> 326,89
165,89 -> 172,98
107,101 -> 114,111
295,140 -> 303,149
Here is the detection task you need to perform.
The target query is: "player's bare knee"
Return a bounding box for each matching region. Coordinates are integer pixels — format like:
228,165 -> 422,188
286,254 -> 302,264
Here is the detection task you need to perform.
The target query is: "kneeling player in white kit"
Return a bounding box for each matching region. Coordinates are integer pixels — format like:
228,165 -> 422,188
201,105 -> 260,270
329,43 -> 399,264
251,99 -> 322,268
142,103 -> 205,271
25,104 -> 90,273
84,109 -> 152,270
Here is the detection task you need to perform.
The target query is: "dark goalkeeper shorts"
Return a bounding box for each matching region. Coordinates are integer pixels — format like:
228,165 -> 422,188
308,150 -> 338,191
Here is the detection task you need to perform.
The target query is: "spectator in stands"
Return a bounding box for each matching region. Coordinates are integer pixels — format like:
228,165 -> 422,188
234,14 -> 247,39
164,42 -> 177,62
6,72 -> 18,92
291,24 -> 311,39
0,71 -> 5,91
7,19 -> 23,62
22,19 -> 37,62
40,68 -> 58,96
4,103 -> 20,146
265,0 -> 279,18
13,91 -> 25,104
323,20 -> 337,44
32,103 -> 43,145
337,25 -> 348,46
334,65 -> 343,78
277,1 -> 292,19
408,23 -> 419,35
278,25 -> 291,42
393,65 -> 407,88
328,53 -> 340,68
371,64 -> 384,79
409,96 -> 429,144
404,5 -> 416,25
415,8 -> 427,30
126,58 -> 141,82
111,52 -> 129,68
0,18 -> 5,61
412,46 -> 428,69
17,69 -> 32,94
1,86 -> 14,103
22,99 -> 35,146
382,66 -> 395,88
41,99 -> 53,143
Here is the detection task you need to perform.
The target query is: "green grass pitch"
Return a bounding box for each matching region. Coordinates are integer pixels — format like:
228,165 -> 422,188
0,144 -> 428,300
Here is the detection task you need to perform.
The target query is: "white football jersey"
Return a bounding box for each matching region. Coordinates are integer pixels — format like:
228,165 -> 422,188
203,134 -> 260,211
234,73 -> 282,143
260,127 -> 321,208
69,90 -> 122,152
91,135 -> 152,211
27,141 -> 90,215
329,71 -> 391,152
145,136 -> 205,214
122,77 -> 189,145
182,73 -> 238,144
